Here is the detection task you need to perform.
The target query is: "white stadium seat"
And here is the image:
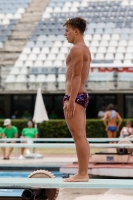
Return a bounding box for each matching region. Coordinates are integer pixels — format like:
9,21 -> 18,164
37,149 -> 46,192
14,61 -> 24,67
107,47 -> 116,53
84,35 -> 92,41
24,60 -> 34,67
47,53 -> 56,60
93,34 -> 101,41
64,2 -> 72,7
54,7 -> 61,13
32,47 -> 40,54
62,41 -> 71,47
16,75 -> 26,82
46,74 -> 56,82
37,54 -> 46,60
109,40 -> 118,46
50,47 -> 59,54
123,59 -> 132,63
57,53 -> 66,60
23,47 -> 31,54
53,60 -> 63,67
127,40 -> 133,46
89,47 -> 97,53
118,40 -> 127,46
116,47 -> 126,53
36,75 -> 46,82
20,68 -> 28,75
105,53 -> 114,60
90,41 -> 99,47
100,41 -> 109,47
53,41 -> 62,47
29,75 -> 36,82
97,47 -> 106,53
57,74 -> 65,82
102,34 -> 111,40
44,60 -> 53,67
19,54 -> 28,61
111,34 -> 120,40
10,68 -> 20,75
38,35 -> 47,41
45,7 -> 53,13
5,75 -> 16,83
59,47 -> 68,54
115,53 -> 124,60
34,60 -> 44,67
70,7 -> 78,12
124,53 -> 133,59
95,53 -> 104,60
113,59 -> 122,63
126,47 -> 133,52
28,54 -> 37,61
41,47 -> 50,54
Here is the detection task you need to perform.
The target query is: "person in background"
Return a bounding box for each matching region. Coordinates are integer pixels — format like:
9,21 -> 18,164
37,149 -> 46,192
97,104 -> 106,119
120,120 -> 133,138
11,109 -> 20,119
19,120 -> 38,159
3,119 -> 18,159
21,108 -> 32,119
48,110 -> 58,119
103,104 -> 122,140
0,109 -> 6,119
0,126 -> 5,159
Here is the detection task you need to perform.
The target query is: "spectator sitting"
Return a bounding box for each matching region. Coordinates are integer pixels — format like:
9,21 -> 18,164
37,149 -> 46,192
0,109 -> 6,119
120,120 -> 133,138
11,109 -> 20,119
97,105 -> 107,119
21,108 -> 32,119
0,126 -> 5,159
19,120 -> 38,160
3,119 -> 18,159
48,110 -> 58,119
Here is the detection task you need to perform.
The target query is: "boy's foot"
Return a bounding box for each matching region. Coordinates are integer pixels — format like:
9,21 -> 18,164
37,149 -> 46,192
63,174 -> 89,182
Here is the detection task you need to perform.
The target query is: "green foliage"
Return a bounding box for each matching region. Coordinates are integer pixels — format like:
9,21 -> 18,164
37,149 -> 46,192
0,119 -> 132,138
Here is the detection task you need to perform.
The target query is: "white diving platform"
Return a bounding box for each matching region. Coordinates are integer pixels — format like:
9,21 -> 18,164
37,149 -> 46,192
0,178 -> 133,189
0,143 -> 133,148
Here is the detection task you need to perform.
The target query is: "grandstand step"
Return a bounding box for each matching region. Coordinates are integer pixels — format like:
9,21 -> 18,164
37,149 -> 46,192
10,32 -> 33,39
0,0 -> 50,86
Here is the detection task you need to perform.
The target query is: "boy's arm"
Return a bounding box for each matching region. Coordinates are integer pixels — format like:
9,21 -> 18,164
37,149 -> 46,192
117,113 -> 122,130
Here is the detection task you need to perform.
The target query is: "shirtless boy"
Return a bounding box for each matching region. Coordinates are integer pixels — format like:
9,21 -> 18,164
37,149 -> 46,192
63,17 -> 91,182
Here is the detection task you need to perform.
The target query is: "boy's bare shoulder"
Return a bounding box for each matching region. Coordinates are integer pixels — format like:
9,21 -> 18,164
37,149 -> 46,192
70,45 -> 83,55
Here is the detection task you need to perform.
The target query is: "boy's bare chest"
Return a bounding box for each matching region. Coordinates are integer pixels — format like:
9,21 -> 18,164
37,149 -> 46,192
66,53 -> 71,65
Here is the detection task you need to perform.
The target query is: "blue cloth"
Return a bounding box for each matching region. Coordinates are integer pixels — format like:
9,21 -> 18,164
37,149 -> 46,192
110,110 -> 116,119
108,126 -> 117,132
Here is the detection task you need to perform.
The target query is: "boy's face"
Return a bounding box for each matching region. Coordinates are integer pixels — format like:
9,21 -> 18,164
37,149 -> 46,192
64,25 -> 76,43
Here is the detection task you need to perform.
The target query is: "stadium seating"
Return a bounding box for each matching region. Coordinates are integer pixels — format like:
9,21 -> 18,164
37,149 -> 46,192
0,0 -> 31,49
4,0 -> 133,90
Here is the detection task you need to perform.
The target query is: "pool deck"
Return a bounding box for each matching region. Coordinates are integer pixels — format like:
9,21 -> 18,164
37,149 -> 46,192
1,154 -> 133,200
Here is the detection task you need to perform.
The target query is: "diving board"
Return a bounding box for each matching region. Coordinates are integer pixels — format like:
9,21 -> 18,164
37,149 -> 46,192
0,143 -> 133,148
0,178 -> 133,189
1,138 -> 133,142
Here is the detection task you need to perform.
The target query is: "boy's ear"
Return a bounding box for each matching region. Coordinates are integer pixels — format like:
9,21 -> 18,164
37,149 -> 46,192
74,28 -> 79,35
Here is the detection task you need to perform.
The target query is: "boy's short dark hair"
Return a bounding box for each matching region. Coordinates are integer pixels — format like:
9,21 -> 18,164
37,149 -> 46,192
63,17 -> 86,34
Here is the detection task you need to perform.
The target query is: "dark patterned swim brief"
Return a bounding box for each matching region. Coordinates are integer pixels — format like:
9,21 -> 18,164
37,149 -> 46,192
63,92 -> 89,108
